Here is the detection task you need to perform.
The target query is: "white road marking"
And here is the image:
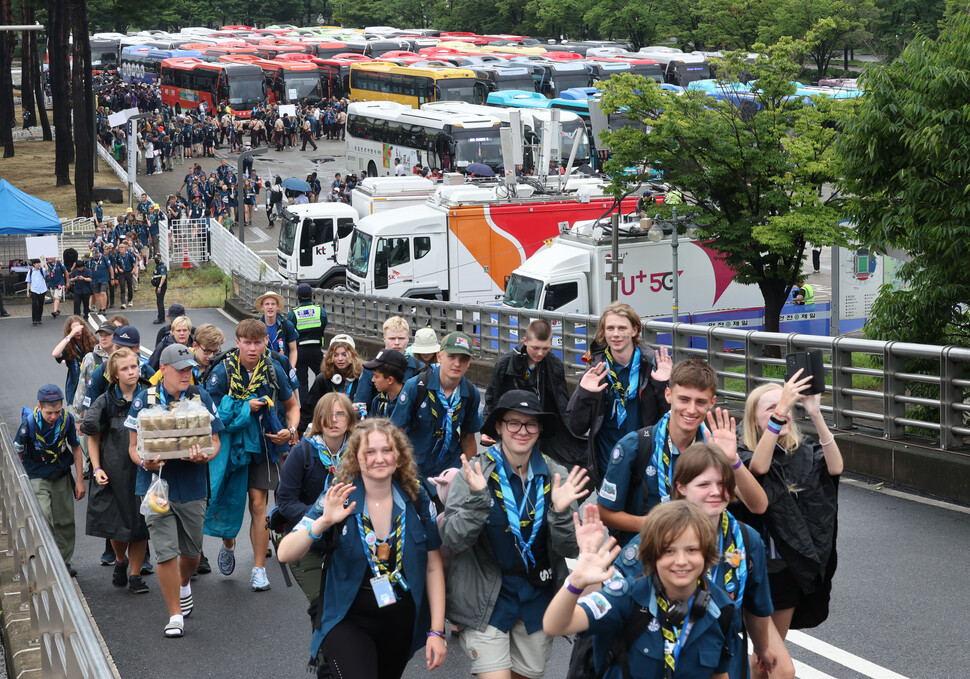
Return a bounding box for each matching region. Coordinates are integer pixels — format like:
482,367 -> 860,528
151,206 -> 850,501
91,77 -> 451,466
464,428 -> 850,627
787,630 -> 911,679
841,476 -> 970,516
218,307 -> 239,323
792,659 -> 840,679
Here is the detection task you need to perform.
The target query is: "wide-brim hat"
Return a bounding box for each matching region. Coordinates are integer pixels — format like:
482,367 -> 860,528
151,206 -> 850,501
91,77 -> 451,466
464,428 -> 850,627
410,327 -> 440,354
255,291 -> 285,309
482,389 -> 557,440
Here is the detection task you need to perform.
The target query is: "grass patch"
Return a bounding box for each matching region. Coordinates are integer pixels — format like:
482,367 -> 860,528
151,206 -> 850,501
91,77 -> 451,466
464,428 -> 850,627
156,262 -> 230,309
722,352 -> 884,394
2,140 -> 128,218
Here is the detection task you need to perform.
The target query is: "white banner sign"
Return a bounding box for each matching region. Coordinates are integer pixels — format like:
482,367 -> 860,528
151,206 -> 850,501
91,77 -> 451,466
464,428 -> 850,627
26,235 -> 59,260
107,107 -> 139,129
278,104 -> 297,118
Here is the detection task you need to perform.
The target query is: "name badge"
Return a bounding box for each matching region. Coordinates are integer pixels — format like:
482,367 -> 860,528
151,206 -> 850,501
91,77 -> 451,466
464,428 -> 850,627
371,575 -> 397,608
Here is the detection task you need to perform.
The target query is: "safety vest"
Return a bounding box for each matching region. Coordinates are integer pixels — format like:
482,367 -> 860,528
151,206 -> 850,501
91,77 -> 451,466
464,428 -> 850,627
799,284 -> 815,304
666,188 -> 683,205
294,304 -> 323,331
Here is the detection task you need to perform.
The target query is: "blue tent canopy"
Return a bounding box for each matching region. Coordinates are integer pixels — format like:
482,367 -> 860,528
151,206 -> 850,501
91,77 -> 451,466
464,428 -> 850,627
0,179 -> 61,235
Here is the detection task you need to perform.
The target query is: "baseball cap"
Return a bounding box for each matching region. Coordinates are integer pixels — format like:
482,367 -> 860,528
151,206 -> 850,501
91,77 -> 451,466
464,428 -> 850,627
168,303 -> 185,318
97,321 -> 118,335
329,334 -> 356,351
297,283 -> 313,300
37,384 -> 65,403
111,325 -> 140,348
363,349 -> 407,372
160,344 -> 198,370
440,332 -> 473,356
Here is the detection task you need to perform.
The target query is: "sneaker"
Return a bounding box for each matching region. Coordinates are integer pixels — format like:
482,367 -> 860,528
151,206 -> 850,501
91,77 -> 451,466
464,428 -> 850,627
218,544 -> 235,576
101,545 -> 115,565
66,563 -> 78,577
112,560 -> 129,587
195,552 -> 211,575
141,556 -> 154,576
152,318 -> 164,324
251,566 -> 270,592
180,592 -> 194,617
128,574 -> 149,594
121,304 -> 126,309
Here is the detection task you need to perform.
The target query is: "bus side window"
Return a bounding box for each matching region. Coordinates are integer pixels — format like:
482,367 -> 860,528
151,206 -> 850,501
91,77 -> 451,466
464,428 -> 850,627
414,236 -> 431,260
416,77 -> 430,104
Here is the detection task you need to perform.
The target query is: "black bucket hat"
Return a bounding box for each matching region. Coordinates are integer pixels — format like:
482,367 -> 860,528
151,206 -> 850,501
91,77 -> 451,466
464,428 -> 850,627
482,390 -> 557,440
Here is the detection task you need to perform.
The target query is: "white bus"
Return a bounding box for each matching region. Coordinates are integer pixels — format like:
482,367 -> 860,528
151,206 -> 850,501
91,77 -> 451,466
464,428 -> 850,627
345,100 -> 504,177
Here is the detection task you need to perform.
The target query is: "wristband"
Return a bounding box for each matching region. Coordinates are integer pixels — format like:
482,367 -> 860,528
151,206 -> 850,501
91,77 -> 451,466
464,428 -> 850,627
308,524 -> 324,541
140,460 -> 146,470
427,630 -> 446,639
765,420 -> 783,436
819,436 -> 835,446
565,580 -> 583,596
769,414 -> 788,427
94,467 -> 102,473
732,458 -> 743,470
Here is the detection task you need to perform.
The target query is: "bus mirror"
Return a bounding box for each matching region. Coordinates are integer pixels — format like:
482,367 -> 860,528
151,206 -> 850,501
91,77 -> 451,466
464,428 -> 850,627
474,81 -> 487,104
433,84 -> 442,101
374,247 -> 389,290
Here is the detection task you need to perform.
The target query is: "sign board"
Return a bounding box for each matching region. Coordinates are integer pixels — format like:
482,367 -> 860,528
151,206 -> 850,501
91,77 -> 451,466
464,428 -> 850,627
278,104 -> 297,118
127,118 -> 138,181
26,235 -> 59,260
838,246 -> 882,320
108,107 -> 139,129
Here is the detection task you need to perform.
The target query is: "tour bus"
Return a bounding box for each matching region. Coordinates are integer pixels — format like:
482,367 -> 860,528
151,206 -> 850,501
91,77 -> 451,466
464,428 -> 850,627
637,50 -> 713,87
584,60 -> 633,85
254,58 -> 325,105
303,41 -> 356,59
518,61 -> 591,98
471,65 -> 537,93
587,55 -> 664,82
311,55 -> 375,100
91,36 -> 122,71
423,101 -> 592,171
159,57 -> 265,118
348,63 -> 488,107
121,48 -> 202,84
199,46 -> 260,62
345,100 -> 503,176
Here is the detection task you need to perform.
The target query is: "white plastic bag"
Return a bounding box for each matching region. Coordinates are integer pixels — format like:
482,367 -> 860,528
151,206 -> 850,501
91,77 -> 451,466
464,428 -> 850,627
140,473 -> 170,516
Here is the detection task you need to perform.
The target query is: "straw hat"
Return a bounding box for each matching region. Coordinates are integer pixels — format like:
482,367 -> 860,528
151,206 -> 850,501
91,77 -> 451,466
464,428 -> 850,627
254,291 -> 285,309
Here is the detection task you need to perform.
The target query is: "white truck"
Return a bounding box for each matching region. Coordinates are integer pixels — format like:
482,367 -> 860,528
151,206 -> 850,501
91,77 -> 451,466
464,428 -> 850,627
276,176 -> 437,288
344,181 -> 639,303
502,214 -> 762,316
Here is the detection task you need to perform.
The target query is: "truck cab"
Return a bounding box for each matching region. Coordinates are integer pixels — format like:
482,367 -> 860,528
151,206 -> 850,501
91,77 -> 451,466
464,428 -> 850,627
277,203 -> 358,289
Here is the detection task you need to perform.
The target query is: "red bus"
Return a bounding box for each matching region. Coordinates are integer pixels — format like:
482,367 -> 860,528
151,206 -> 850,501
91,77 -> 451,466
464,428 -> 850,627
228,57 -> 324,105
309,56 -> 376,100
256,44 -> 307,60
199,46 -> 259,63
160,58 -> 265,118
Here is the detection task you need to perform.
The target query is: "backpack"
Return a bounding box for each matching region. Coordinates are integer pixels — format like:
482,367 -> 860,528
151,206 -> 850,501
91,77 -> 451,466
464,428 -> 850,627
201,347 -> 283,401
20,406 -> 71,464
266,439 -> 316,536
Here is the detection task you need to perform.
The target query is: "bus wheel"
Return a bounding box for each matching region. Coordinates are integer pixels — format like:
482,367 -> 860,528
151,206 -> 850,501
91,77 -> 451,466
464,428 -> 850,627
367,161 -> 378,178
324,274 -> 347,292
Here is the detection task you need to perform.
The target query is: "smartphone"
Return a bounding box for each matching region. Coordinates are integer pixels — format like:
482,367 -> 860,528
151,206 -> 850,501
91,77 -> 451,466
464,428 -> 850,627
785,350 -> 825,395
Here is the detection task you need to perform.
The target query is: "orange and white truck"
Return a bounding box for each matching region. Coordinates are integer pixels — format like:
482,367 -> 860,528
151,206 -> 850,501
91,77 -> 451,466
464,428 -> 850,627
344,181 -> 638,303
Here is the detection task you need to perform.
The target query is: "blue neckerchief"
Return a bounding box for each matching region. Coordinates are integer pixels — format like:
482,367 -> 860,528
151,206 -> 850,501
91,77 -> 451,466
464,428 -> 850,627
710,510 -> 747,603
435,376 -> 462,454
486,445 -> 545,569
157,387 -> 187,408
306,435 -> 345,484
33,409 -> 64,448
605,346 -> 641,426
356,486 -> 408,589
652,412 -> 710,503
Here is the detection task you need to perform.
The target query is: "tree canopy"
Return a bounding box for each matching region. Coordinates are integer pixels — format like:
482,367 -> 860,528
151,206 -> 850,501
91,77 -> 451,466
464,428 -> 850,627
598,39 -> 856,337
837,10 -> 970,346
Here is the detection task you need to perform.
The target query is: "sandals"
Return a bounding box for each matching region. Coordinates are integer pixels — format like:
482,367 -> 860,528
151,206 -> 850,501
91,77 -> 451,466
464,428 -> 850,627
164,619 -> 184,638
180,593 -> 194,617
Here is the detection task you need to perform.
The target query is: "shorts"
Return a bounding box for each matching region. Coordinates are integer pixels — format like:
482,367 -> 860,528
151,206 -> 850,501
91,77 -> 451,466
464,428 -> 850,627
143,497 -> 207,563
52,287 -> 63,300
767,566 -> 805,610
459,620 -> 554,679
92,282 -> 109,294
248,458 -> 281,491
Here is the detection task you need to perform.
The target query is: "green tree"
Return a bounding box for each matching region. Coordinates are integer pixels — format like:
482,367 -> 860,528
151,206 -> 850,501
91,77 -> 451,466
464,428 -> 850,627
837,12 -> 970,346
871,0 -> 944,59
599,40 -> 855,341
696,0 -> 783,51
583,0 -> 654,49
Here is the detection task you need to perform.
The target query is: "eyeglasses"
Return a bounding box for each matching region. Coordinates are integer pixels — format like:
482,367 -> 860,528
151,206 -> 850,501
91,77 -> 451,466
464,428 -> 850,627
197,347 -> 219,357
502,420 -> 540,434
330,412 -> 348,421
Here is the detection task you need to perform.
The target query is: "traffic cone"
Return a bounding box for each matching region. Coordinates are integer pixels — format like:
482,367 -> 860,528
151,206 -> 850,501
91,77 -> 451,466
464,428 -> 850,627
180,241 -> 192,269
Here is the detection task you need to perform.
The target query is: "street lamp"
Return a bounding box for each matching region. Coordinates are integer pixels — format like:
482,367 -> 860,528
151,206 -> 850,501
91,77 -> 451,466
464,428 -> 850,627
236,146 -> 268,244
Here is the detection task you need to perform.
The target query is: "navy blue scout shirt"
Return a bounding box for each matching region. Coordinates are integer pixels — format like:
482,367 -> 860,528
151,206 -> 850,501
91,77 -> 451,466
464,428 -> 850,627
595,360 -> 641,474
260,315 -> 299,358
90,254 -> 111,283
390,366 -> 483,483
356,354 -> 421,410
13,411 -> 81,479
578,576 -> 733,679
597,426 -> 706,545
485,452 -> 553,634
125,385 -> 224,503
115,250 -> 137,273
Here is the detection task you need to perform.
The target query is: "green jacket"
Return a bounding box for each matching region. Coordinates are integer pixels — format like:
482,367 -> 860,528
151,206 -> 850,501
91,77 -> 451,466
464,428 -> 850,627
441,451 -> 579,631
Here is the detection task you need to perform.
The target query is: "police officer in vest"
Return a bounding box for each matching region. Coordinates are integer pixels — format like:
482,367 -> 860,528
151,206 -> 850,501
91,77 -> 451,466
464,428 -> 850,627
793,283 -> 815,305
286,283 -> 328,403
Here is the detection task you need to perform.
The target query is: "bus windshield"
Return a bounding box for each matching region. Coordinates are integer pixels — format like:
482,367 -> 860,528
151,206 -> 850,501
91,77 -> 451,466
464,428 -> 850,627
453,129 -> 503,168
554,73 -> 591,93
279,213 -> 299,255
347,231 -> 372,278
437,78 -> 480,103
675,62 -> 712,86
494,74 -> 535,92
561,119 -> 591,160
228,75 -> 265,107
284,75 -> 323,102
503,273 -> 542,309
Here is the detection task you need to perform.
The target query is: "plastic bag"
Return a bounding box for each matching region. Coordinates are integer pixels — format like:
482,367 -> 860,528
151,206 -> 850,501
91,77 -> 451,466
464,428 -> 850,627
140,473 -> 171,516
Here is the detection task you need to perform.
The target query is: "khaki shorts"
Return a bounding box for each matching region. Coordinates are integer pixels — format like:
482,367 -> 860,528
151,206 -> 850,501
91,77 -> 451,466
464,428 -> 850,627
459,620 -> 554,679
51,287 -> 64,300
143,497 -> 207,563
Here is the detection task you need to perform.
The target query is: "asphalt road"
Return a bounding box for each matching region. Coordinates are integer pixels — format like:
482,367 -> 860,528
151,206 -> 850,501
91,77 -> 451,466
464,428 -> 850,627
1,307 -> 964,678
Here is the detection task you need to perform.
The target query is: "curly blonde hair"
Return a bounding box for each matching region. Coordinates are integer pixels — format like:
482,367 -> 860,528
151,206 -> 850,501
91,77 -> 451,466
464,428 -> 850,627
321,340 -> 363,381
336,418 -> 420,501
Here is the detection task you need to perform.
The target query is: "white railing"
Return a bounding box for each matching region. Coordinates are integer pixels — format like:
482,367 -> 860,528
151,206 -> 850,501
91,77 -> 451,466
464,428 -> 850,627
209,218 -> 283,283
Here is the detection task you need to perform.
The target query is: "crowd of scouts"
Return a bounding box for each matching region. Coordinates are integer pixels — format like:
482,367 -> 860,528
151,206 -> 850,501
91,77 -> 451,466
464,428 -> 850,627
16,290 -> 841,678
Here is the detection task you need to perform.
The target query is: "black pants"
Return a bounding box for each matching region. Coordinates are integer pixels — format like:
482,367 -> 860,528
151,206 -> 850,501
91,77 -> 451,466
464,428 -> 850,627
73,291 -> 90,316
155,282 -> 167,321
301,133 -> 317,151
296,343 -> 323,403
107,280 -> 116,307
118,272 -> 134,305
30,291 -> 45,323
320,582 -> 415,679
812,248 -> 822,272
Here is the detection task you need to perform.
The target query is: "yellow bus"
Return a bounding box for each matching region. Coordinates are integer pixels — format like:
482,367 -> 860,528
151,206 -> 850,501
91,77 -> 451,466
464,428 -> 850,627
349,62 -> 487,107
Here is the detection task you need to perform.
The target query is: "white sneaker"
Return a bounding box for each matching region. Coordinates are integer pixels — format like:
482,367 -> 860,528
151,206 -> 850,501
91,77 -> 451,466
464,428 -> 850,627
251,566 -> 270,592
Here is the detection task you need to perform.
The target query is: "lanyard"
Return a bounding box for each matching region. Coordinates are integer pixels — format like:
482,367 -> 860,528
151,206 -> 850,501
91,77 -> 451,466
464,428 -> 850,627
652,412 -> 710,503
657,591 -> 696,676
486,445 -> 545,569
711,511 -> 747,602
356,503 -> 408,589
604,346 -> 640,426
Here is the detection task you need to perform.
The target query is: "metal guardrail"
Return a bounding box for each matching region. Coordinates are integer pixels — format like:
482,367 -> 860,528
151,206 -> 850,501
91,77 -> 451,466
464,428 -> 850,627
0,421 -> 114,678
232,276 -> 970,450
